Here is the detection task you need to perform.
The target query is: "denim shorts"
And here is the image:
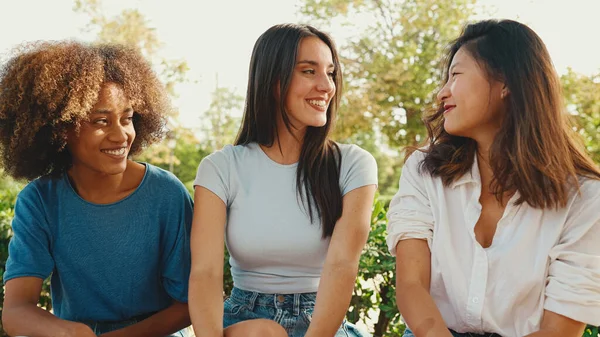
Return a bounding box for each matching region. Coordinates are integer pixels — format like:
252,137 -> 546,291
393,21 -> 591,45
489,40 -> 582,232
223,287 -> 368,337
403,327 -> 500,337
83,312 -> 189,336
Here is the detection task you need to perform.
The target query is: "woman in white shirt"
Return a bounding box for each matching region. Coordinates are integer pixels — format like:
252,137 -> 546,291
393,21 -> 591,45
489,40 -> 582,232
387,19 -> 600,337
189,24 -> 378,337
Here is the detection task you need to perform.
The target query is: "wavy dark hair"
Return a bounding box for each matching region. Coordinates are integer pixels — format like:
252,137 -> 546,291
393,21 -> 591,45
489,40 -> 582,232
235,23 -> 343,238
409,19 -> 600,208
0,41 -> 169,181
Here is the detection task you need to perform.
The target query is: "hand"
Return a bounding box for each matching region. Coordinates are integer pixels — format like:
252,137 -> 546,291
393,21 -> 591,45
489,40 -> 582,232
65,322 -> 97,337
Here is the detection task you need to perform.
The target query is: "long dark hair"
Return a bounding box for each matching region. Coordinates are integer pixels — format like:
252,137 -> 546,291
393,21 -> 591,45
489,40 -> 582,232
235,23 -> 343,237
410,19 -> 600,208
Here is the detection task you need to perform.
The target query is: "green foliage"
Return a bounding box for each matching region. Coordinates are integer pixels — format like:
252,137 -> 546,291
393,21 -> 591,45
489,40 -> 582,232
137,127 -> 211,186
301,0 -> 476,149
561,69 -> 600,163
0,177 -> 52,337
349,196 -> 403,336
300,0 -> 476,200
201,86 -> 244,151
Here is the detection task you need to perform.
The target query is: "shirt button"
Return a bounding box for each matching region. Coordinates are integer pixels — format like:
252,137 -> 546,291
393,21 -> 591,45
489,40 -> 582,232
472,297 -> 479,303
277,295 -> 285,302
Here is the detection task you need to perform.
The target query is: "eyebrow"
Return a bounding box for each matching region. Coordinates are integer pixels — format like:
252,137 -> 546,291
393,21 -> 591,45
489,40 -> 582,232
449,62 -> 461,72
92,107 -> 134,114
297,60 -> 335,68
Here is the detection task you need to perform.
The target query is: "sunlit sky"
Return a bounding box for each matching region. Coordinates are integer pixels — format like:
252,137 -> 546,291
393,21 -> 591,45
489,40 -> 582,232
1,0 -> 599,130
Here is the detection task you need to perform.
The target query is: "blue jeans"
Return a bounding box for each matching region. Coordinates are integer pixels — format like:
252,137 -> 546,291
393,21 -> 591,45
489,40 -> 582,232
224,287 -> 368,337
403,327 -> 500,337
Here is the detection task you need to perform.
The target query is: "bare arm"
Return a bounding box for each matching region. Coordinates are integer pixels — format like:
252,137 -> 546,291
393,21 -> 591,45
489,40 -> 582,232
395,239 -> 452,337
99,301 -> 190,337
188,186 -> 227,337
304,185 -> 377,337
2,277 -> 96,337
524,310 -> 586,337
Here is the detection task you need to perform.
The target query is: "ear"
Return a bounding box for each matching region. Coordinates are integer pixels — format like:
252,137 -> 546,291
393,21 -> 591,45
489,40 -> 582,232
500,83 -> 510,99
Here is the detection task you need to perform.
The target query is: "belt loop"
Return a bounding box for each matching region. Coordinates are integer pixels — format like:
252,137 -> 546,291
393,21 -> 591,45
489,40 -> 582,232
293,293 -> 300,316
248,291 -> 259,310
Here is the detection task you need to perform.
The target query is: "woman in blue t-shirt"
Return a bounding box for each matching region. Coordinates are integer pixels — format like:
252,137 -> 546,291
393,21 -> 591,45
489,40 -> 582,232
189,24 -> 378,337
0,41 -> 193,337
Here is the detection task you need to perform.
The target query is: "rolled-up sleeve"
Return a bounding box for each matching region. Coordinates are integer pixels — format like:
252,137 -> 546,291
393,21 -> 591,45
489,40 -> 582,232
545,180 -> 600,326
386,151 -> 434,256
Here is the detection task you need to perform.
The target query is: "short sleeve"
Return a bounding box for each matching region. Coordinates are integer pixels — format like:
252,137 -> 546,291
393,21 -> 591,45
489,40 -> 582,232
544,179 -> 600,326
193,146 -> 232,205
160,179 -> 194,303
340,144 -> 378,196
3,184 -> 55,283
386,151 -> 434,256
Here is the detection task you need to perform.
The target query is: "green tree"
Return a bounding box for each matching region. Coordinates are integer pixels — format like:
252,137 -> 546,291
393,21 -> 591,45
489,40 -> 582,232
73,0 -> 193,173
561,69 -> 600,163
201,84 -> 244,151
301,0 -> 475,148
300,0 -> 475,199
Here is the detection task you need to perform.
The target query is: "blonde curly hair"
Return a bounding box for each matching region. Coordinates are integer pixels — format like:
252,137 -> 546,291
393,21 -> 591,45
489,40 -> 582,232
0,41 -> 170,180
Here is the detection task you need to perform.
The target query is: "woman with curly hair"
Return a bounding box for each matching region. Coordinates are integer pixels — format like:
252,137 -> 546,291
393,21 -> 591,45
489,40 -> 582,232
387,20 -> 600,337
0,41 -> 193,337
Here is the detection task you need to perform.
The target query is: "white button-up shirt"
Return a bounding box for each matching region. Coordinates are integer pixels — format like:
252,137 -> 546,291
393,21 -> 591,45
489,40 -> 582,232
387,151 -> 600,337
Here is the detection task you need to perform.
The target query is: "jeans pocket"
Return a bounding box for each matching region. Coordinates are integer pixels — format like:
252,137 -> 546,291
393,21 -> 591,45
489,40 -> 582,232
223,298 -> 246,316
300,307 -> 314,326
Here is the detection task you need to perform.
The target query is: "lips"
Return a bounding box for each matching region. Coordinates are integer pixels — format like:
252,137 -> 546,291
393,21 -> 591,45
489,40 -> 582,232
443,105 -> 456,114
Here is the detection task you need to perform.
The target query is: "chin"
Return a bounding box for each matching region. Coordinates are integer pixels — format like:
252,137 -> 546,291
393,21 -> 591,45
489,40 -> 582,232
102,162 -> 129,175
308,116 -> 328,128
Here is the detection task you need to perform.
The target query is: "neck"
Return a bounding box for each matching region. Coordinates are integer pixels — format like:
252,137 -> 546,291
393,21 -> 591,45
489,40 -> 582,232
476,146 -> 494,190
261,119 -> 306,165
67,160 -> 139,203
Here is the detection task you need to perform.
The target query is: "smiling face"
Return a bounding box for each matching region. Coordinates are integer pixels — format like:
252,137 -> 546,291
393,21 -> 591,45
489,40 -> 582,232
437,47 -> 507,143
67,82 -> 135,176
283,36 -> 336,130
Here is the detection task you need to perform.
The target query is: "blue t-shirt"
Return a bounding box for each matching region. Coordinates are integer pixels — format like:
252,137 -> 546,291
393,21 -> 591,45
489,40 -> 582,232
3,163 -> 193,322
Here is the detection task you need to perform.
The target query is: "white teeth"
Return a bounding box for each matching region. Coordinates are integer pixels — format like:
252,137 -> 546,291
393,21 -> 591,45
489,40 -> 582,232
307,99 -> 327,108
102,148 -> 127,156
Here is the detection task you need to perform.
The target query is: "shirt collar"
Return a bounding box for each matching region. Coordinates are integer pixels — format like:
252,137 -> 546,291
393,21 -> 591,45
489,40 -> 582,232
450,153 -> 481,189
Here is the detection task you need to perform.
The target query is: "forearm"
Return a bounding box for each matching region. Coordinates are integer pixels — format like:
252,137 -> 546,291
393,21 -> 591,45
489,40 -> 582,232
305,262 -> 357,337
188,272 -> 224,337
2,303 -> 93,337
396,283 -> 452,337
99,301 -> 190,337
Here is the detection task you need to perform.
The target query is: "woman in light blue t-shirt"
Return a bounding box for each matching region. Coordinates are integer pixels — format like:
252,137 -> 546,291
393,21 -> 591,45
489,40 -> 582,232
1,41 -> 192,337
189,24 -> 378,337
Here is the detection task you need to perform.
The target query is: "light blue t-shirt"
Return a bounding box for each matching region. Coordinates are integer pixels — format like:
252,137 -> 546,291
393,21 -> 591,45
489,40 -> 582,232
3,164 -> 193,322
194,142 -> 378,293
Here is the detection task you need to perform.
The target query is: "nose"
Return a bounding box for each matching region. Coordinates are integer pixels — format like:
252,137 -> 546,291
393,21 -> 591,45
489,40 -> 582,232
107,122 -> 130,143
437,81 -> 451,103
316,72 -> 335,94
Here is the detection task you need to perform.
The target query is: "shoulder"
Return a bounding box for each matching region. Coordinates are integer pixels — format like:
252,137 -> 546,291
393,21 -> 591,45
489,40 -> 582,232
570,177 -> 600,208
337,143 -> 377,172
143,163 -> 190,197
404,149 -> 427,169
201,143 -> 258,167
17,175 -> 64,204
337,143 -> 374,161
336,142 -> 378,192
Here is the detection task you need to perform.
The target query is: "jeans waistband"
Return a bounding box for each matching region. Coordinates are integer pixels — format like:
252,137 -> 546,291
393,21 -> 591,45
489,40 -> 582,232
229,287 -> 317,316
